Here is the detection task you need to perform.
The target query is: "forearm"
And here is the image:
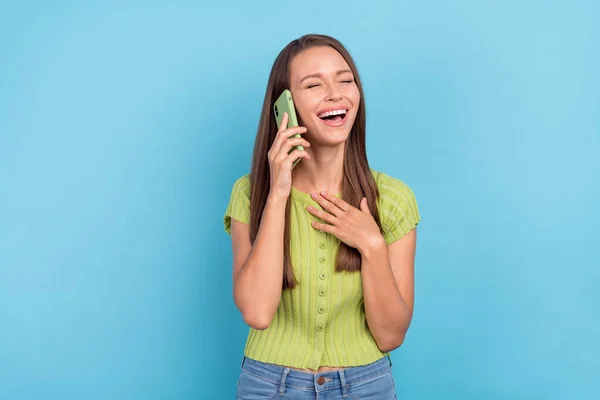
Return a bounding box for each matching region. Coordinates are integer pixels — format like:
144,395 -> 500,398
234,195 -> 287,329
360,238 -> 412,351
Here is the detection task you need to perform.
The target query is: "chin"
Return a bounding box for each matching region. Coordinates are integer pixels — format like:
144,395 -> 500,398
312,129 -> 351,147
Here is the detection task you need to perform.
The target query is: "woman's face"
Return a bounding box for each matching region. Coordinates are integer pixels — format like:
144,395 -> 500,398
289,46 -> 360,147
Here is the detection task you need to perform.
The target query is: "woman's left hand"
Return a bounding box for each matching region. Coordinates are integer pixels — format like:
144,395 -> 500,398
306,191 -> 384,253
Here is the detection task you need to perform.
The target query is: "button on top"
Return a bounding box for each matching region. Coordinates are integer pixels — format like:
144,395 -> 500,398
317,376 -> 325,385
319,289 -> 326,297
318,307 -> 325,314
319,273 -> 327,280
316,325 -> 324,332
319,257 -> 326,263
319,242 -> 326,249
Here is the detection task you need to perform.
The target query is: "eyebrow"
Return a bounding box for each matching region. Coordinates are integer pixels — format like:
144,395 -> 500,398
298,69 -> 353,84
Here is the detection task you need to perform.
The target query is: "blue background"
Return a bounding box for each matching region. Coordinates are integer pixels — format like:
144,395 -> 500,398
1,1 -> 599,399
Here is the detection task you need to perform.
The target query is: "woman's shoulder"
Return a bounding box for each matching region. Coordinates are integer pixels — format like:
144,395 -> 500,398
370,168 -> 415,198
223,173 -> 251,235
232,173 -> 251,189
370,168 -> 421,244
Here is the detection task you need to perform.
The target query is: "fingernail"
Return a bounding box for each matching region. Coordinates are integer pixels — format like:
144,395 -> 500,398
311,193 -> 317,199
320,191 -> 327,196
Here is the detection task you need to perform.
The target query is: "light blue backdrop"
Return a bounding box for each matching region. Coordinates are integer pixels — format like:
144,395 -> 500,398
1,1 -> 598,399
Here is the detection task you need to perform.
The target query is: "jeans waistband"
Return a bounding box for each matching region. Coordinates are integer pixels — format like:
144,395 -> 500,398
240,356 -> 392,393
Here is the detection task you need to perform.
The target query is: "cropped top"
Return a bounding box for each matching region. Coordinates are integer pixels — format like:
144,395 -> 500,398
223,169 -> 420,369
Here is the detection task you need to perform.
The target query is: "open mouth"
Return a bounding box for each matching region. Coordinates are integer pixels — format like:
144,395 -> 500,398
317,108 -> 349,126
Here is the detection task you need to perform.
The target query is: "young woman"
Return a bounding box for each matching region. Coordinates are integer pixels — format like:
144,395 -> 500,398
224,34 -> 420,400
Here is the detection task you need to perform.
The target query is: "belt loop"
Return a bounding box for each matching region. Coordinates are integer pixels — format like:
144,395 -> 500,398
241,356 -> 246,368
388,355 -> 393,368
338,369 -> 349,398
279,368 -> 291,395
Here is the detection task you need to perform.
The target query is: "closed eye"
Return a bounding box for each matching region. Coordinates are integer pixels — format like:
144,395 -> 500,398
307,84 -> 320,89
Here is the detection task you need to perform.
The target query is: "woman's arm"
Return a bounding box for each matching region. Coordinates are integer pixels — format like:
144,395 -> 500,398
230,194 -> 287,330
360,228 -> 417,352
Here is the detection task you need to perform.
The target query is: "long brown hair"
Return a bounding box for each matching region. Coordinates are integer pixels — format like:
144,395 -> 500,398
249,34 -> 383,290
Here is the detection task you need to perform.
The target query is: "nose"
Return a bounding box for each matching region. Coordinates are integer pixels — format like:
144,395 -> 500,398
325,84 -> 343,102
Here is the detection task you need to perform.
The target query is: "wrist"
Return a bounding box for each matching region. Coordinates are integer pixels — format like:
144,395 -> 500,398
266,192 -> 289,208
359,235 -> 387,259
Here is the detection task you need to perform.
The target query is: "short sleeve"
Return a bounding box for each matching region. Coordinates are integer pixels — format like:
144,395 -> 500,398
376,172 -> 421,245
223,174 -> 251,235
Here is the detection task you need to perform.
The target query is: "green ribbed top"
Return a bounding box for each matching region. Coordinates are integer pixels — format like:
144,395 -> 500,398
223,169 -> 420,369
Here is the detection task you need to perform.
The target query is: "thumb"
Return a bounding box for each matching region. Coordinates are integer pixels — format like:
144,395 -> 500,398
360,197 -> 370,213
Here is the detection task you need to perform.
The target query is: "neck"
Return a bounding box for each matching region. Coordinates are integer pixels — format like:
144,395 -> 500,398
292,144 -> 345,194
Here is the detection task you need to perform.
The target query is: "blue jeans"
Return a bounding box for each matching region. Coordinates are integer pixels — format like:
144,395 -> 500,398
236,355 -> 397,399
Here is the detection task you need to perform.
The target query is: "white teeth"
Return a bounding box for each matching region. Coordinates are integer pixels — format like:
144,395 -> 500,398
318,109 -> 347,118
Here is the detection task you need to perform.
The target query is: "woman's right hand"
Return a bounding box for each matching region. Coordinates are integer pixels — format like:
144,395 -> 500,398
268,112 -> 311,200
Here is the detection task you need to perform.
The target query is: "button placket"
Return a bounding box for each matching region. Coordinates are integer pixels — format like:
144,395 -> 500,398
316,237 -> 328,336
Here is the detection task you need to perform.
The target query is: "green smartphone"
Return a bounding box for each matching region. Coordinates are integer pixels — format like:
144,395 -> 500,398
274,89 -> 304,168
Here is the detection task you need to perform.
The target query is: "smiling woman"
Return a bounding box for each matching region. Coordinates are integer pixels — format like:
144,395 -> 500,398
290,47 -> 360,146
223,34 -> 420,400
